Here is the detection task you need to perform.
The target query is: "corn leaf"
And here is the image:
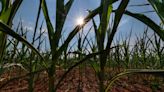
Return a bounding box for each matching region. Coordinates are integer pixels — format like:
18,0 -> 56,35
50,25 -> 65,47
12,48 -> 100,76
0,21 -> 44,60
0,0 -> 23,25
53,0 -> 74,51
41,0 -> 55,52
105,69 -> 164,92
97,0 -> 113,50
106,0 -> 129,49
65,0 -> 74,14
148,0 -> 164,24
124,10 -> 164,41
53,0 -> 65,49
32,0 -> 42,44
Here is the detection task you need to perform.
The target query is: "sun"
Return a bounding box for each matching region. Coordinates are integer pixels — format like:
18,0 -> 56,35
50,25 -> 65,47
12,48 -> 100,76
76,17 -> 84,26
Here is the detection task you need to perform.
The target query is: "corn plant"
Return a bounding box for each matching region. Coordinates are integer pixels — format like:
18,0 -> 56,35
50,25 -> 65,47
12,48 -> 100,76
41,0 -> 74,91
0,0 -> 44,59
0,0 -> 44,74
104,0 -> 164,91
89,0 -> 129,91
0,0 -> 22,63
146,32 -> 164,69
0,1 -> 46,92
41,0 -> 104,91
2,17 -> 45,92
89,0 -> 164,91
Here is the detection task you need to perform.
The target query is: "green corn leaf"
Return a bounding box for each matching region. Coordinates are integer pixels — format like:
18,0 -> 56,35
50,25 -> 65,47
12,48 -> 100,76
92,17 -> 102,50
106,0 -> 129,49
53,0 -> 65,48
92,17 -> 98,39
81,26 -> 92,48
105,69 -> 164,92
99,1 -> 112,37
124,10 -> 164,41
7,0 -> 23,25
0,0 -> 23,25
0,33 -> 6,62
32,0 -> 42,44
0,21 -> 44,60
41,0 -> 55,52
0,0 -> 10,14
148,0 -> 164,24
65,0 -> 74,14
97,0 -> 113,51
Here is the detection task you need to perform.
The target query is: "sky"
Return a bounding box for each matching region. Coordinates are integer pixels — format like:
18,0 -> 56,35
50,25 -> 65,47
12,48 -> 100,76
11,0 -> 161,51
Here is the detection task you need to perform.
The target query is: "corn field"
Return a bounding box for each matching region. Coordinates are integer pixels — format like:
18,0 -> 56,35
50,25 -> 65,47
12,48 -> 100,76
0,0 -> 164,92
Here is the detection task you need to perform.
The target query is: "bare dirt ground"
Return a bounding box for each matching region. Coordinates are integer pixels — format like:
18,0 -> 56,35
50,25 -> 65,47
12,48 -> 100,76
0,67 -> 164,92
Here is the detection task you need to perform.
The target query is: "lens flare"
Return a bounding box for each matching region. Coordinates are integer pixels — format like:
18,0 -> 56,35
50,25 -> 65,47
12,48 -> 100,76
76,17 -> 84,26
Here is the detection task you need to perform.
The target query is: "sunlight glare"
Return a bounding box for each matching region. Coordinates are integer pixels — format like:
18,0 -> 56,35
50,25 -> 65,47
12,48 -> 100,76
76,17 -> 84,26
